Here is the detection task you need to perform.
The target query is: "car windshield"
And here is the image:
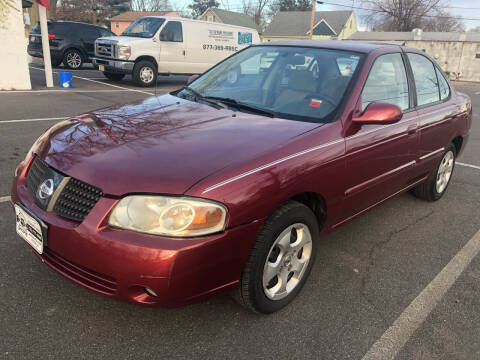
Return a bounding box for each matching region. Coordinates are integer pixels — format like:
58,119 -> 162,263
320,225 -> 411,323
122,17 -> 165,38
178,46 -> 364,123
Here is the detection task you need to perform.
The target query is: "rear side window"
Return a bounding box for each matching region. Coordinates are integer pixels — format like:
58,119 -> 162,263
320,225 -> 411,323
436,68 -> 450,100
361,53 -> 409,111
160,21 -> 183,42
407,53 -> 440,106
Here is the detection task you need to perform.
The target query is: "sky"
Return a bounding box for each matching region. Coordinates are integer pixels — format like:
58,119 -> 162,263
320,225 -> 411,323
173,0 -> 480,31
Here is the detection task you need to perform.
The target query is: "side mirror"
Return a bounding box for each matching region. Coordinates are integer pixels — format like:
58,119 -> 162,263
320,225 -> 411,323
187,74 -> 199,84
352,102 -> 403,125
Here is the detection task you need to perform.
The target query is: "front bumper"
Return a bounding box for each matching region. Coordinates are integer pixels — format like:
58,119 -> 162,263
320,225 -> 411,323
11,159 -> 263,307
93,57 -> 134,74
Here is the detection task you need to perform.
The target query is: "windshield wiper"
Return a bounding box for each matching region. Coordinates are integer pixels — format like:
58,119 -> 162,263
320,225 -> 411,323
181,87 -> 225,110
204,96 -> 276,118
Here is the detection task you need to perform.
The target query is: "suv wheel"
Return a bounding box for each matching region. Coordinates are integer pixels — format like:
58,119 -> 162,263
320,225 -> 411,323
103,72 -> 125,82
413,143 -> 456,201
133,60 -> 157,87
235,201 -> 318,313
63,49 -> 83,69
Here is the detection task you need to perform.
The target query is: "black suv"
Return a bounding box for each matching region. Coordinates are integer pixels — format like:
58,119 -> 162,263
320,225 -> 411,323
28,21 -> 115,69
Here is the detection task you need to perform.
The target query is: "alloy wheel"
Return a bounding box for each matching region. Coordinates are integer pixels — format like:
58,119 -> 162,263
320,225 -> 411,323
263,223 -> 313,300
66,51 -> 82,69
436,150 -> 454,193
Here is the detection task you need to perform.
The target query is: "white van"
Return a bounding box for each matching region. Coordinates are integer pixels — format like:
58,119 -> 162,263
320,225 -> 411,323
93,17 -> 260,87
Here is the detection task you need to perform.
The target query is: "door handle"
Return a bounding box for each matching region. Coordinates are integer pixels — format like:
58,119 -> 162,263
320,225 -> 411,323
182,50 -> 186,56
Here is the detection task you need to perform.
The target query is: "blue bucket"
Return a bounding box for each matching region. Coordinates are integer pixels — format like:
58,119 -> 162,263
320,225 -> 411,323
59,72 -> 72,88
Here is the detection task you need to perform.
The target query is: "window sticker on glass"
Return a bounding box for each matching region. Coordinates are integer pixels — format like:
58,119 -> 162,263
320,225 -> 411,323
309,99 -> 322,108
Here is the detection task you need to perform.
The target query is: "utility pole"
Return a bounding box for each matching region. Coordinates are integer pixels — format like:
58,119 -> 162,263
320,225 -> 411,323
309,1 -> 323,40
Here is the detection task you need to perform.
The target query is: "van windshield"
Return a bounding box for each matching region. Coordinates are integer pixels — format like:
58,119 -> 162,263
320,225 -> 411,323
122,18 -> 165,38
177,46 -> 364,123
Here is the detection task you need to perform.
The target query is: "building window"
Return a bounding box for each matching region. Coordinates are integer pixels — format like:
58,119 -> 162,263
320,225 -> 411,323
476,53 -> 480,59
115,22 -> 119,28
207,15 -> 213,22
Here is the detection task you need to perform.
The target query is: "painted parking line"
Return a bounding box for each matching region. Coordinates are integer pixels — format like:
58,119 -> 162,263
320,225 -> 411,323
30,66 -> 155,96
0,196 -> 11,203
362,228 -> 480,360
457,162 -> 480,170
0,117 -> 68,124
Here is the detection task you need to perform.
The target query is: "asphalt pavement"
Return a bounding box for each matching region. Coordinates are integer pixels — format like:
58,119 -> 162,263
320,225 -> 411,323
0,64 -> 479,359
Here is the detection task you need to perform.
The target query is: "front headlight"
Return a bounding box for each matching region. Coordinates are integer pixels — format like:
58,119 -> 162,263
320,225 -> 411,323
117,45 -> 131,60
108,196 -> 227,237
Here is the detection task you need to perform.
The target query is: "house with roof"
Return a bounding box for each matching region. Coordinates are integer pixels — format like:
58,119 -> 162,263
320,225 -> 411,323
109,11 -> 179,35
346,29 -> 480,82
262,10 -> 357,41
198,8 -> 262,33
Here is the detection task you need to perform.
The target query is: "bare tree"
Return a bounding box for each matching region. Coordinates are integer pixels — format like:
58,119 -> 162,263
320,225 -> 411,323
241,0 -> 271,26
422,9 -> 464,32
363,0 -> 448,31
131,0 -> 172,11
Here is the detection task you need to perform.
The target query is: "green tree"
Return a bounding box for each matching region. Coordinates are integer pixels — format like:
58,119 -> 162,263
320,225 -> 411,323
188,0 -> 219,18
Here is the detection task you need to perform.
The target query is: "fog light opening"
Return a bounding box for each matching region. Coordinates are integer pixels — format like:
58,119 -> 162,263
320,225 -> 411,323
144,287 -> 158,297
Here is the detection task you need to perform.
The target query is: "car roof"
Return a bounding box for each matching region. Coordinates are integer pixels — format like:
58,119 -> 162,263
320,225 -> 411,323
259,40 -> 403,54
47,20 -> 109,30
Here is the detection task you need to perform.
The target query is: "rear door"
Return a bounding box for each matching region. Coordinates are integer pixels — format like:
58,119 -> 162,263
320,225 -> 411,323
342,52 -> 419,220
158,21 -> 186,73
406,52 -> 456,177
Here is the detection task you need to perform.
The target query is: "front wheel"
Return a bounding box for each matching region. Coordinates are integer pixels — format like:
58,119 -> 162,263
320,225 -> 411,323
235,201 -> 318,313
413,144 -> 456,201
63,49 -> 83,69
132,60 -> 157,87
103,72 -> 125,82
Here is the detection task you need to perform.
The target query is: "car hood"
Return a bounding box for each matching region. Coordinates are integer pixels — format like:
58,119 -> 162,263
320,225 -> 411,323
36,94 -> 322,196
97,36 -> 146,44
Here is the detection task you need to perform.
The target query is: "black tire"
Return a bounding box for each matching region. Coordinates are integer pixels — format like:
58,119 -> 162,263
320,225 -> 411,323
132,60 -> 157,87
413,143 -> 456,201
63,49 -> 83,69
235,200 -> 319,314
103,72 -> 125,82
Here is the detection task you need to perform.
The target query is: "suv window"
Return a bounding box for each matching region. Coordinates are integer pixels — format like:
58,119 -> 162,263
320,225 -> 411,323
160,21 -> 183,42
407,53 -> 440,106
361,53 -> 409,111
99,28 -> 113,37
436,67 -> 450,100
83,25 -> 100,40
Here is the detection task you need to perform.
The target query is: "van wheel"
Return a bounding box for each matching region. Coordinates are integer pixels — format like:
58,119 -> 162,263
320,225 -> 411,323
103,72 -> 125,82
133,60 -> 157,87
63,49 -> 83,69
413,144 -> 456,201
235,201 -> 318,314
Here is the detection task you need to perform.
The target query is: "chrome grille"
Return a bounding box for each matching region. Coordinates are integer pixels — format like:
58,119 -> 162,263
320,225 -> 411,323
95,41 -> 116,58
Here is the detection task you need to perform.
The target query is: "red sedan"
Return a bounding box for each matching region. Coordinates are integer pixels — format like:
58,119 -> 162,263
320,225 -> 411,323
12,41 -> 471,313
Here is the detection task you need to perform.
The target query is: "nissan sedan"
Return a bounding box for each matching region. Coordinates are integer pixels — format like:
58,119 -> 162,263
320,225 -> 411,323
11,41 -> 472,313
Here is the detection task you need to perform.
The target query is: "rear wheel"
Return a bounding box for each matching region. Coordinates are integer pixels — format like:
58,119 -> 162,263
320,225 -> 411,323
103,72 -> 125,81
235,201 -> 318,313
132,60 -> 157,87
63,49 -> 83,69
413,143 -> 456,201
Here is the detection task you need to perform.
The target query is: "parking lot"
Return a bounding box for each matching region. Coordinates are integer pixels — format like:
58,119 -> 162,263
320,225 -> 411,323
1,63 -> 480,359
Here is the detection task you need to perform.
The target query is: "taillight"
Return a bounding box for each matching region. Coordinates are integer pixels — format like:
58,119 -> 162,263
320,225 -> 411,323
48,34 -> 55,39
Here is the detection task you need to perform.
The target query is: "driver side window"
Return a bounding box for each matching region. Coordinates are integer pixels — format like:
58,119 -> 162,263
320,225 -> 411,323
361,53 -> 409,111
160,21 -> 183,42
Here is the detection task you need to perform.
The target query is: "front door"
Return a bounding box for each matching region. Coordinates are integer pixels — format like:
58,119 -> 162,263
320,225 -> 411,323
158,21 -> 186,74
341,52 -> 419,221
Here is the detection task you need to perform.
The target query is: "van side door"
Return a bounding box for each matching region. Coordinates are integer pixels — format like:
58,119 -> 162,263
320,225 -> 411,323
158,21 -> 186,74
